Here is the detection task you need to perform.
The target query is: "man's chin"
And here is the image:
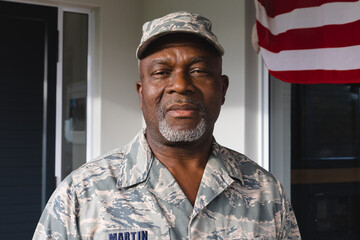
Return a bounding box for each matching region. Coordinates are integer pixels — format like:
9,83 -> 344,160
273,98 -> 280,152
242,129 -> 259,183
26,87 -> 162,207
159,118 -> 206,143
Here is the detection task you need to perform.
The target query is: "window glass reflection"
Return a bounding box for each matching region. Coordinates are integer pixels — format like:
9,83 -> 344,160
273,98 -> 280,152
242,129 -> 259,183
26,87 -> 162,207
62,12 -> 88,179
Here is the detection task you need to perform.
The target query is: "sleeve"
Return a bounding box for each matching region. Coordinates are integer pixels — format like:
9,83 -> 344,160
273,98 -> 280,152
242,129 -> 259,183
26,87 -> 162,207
277,181 -> 302,240
33,175 -> 80,240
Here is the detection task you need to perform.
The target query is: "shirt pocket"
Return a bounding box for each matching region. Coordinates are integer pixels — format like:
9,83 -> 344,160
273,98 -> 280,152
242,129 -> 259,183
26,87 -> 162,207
92,227 -> 170,240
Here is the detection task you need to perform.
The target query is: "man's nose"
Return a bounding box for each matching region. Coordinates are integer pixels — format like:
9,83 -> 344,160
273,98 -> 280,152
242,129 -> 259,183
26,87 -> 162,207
167,70 -> 195,94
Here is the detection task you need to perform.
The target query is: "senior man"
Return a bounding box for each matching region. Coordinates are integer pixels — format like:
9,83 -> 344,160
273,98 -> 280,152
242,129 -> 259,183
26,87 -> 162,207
33,11 -> 301,239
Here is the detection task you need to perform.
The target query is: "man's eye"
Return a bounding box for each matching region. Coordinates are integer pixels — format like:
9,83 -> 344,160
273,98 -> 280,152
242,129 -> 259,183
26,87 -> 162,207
152,70 -> 170,78
190,69 -> 209,76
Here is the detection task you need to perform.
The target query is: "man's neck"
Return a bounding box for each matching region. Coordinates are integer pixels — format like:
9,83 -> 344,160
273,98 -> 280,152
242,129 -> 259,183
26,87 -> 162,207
146,132 -> 212,168
145,131 -> 213,205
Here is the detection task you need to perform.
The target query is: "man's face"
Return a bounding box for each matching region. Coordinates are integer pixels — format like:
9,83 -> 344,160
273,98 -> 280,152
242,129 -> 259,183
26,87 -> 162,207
137,35 -> 228,145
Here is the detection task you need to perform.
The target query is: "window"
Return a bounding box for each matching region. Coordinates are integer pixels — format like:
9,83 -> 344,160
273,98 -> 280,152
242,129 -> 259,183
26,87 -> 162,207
56,9 -> 92,182
270,74 -> 360,239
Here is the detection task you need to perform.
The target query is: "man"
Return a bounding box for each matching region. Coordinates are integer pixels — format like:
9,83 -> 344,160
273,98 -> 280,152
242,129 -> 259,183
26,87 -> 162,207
33,11 -> 301,239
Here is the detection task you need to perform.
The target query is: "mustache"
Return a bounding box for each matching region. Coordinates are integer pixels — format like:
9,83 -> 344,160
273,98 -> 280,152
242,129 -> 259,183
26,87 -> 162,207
158,98 -> 206,117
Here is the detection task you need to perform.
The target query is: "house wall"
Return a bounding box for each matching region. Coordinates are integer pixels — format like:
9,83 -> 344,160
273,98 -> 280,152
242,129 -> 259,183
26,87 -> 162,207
15,0 -> 262,164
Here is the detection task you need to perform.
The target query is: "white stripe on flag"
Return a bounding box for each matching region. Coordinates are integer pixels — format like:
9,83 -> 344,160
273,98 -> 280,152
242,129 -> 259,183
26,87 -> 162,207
260,45 -> 360,71
256,1 -> 360,35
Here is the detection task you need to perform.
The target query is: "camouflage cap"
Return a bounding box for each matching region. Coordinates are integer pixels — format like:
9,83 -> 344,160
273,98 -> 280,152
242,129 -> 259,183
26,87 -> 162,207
136,11 -> 224,59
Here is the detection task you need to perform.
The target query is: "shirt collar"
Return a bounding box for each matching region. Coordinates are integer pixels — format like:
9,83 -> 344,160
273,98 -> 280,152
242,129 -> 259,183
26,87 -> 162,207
210,140 -> 245,186
114,129 -> 154,189
189,141 -> 244,217
114,130 -> 244,189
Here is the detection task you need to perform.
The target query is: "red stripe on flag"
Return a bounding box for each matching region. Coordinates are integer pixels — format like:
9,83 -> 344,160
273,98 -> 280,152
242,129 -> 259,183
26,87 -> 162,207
269,69 -> 360,84
258,0 -> 358,17
257,19 -> 360,52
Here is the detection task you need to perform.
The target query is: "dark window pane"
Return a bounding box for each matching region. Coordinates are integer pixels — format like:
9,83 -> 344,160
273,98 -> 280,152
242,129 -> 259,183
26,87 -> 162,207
301,85 -> 360,160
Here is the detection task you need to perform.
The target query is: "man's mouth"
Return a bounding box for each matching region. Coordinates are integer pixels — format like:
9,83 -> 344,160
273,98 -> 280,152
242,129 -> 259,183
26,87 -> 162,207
166,104 -> 199,118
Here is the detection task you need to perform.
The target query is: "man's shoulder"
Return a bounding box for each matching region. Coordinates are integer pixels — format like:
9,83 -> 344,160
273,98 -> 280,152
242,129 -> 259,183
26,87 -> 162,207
66,131 -> 151,190
84,130 -> 146,166
63,144 -> 131,187
91,144 -> 129,165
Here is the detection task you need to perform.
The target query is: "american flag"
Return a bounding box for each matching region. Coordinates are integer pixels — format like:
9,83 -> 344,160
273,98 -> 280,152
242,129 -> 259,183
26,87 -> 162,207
255,0 -> 360,84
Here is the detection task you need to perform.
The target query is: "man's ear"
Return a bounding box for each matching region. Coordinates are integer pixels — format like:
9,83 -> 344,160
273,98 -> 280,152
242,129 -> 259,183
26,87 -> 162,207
221,75 -> 229,105
136,80 -> 143,109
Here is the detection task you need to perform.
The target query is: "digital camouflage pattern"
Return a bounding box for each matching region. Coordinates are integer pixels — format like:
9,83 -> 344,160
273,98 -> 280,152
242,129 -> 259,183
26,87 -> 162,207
136,11 -> 224,59
33,130 -> 301,240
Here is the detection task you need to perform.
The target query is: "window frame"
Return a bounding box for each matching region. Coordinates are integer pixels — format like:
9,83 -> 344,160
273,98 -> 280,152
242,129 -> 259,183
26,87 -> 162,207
56,6 -> 95,185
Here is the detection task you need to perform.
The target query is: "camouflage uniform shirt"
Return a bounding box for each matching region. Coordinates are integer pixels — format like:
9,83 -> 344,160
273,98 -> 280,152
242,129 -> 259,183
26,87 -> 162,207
33,130 -> 301,240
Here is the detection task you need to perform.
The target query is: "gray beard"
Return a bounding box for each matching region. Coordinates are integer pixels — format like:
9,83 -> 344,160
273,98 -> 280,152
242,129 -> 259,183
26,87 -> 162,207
159,117 -> 206,142
157,99 -> 206,142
